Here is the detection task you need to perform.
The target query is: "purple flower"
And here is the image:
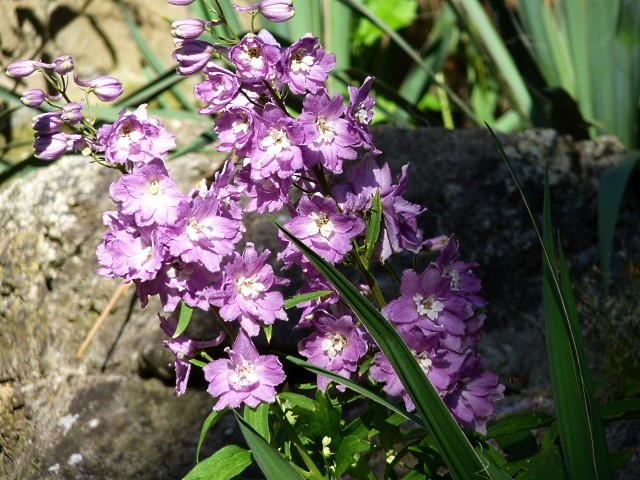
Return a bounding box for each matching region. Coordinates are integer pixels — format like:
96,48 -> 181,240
53,54 -> 74,75
33,132 -> 73,160
229,31 -> 281,84
250,103 -> 305,180
258,0 -> 295,22
32,112 -> 63,133
97,104 -> 176,167
299,90 -> 358,173
298,312 -> 367,391
235,166 -> 292,214
109,159 -> 188,227
442,353 -> 504,434
61,102 -> 84,125
214,105 -> 258,157
173,39 -> 215,75
278,193 -> 365,265
159,315 -> 225,396
171,18 -> 208,39
218,243 -> 288,337
280,34 -> 335,94
167,0 -> 196,5
20,89 -> 46,108
346,77 -> 379,153
194,63 -> 240,114
382,268 -> 473,341
73,74 -> 123,102
6,60 -> 52,78
204,331 -> 286,410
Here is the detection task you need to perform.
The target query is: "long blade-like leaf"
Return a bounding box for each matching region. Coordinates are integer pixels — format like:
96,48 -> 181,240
276,224 -> 509,480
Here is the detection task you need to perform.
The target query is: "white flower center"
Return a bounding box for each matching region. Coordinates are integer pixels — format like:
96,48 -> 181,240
315,118 -> 334,143
413,293 -> 444,320
413,351 -> 433,373
321,332 -> 347,360
290,48 -> 314,73
240,44 -> 264,70
308,212 -> 334,238
148,180 -> 160,195
444,267 -> 460,289
231,116 -> 249,135
231,362 -> 259,387
186,217 -> 203,241
236,274 -> 265,299
262,128 -> 290,156
355,104 -> 369,124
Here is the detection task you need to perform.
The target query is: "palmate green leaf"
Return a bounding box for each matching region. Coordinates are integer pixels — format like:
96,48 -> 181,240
277,224 -> 510,480
173,302 -> 193,338
235,413 -> 305,480
196,408 -> 228,462
598,152 -> 640,295
284,290 -> 333,310
183,444 -> 251,480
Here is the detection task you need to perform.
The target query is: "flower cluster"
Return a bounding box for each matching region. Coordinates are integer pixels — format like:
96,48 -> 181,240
7,0 -> 503,434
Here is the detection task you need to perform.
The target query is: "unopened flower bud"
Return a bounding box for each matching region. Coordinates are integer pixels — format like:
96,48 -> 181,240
6,60 -> 52,78
167,0 -> 195,5
21,89 -> 46,108
173,40 -> 215,76
259,0 -> 295,23
54,54 -> 74,75
32,112 -> 64,133
61,102 -> 84,125
171,18 -> 207,39
33,132 -> 70,161
73,74 -> 123,102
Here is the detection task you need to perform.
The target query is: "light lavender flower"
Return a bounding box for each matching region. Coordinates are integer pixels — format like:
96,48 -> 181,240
73,74 -> 123,102
280,34 -> 335,94
235,166 -> 292,214
32,112 -> 64,133
173,39 -> 215,75
194,63 -> 240,114
204,331 -> 286,410
229,31 -> 281,84
171,18 -> 208,39
299,312 -> 367,391
6,59 -> 52,78
33,133 -> 71,161
53,54 -> 74,75
61,102 -> 84,125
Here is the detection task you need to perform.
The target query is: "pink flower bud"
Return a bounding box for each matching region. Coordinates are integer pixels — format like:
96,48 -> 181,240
21,89 -> 46,108
259,0 -> 295,22
6,60 -> 52,78
54,54 -> 74,75
171,18 -> 207,39
73,74 -> 123,102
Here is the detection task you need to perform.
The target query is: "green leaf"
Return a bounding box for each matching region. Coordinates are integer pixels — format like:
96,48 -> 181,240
334,431 -> 370,477
244,402 -> 271,443
353,0 -> 417,47
277,392 -> 316,412
196,408 -> 228,462
284,290 -> 333,309
484,411 -> 553,439
502,445 -> 564,480
235,413 -> 305,480
600,396 -> 640,422
173,302 -> 193,338
364,189 -> 382,263
276,224 -> 509,480
598,152 -> 640,295
183,445 -> 251,480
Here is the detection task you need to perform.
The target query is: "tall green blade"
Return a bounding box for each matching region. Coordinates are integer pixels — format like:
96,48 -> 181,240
277,224 -> 510,480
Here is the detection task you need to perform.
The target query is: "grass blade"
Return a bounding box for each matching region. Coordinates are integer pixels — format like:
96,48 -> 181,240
276,223 -> 509,480
183,444 -> 251,480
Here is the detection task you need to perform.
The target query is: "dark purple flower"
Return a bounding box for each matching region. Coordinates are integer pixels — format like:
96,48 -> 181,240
229,31 -> 281,84
346,76 -> 379,153
218,243 -> 288,337
109,159 -> 189,227
159,315 -> 225,396
194,63 -> 240,114
97,104 -> 176,167
299,312 -> 367,391
299,90 -> 358,173
73,74 -> 123,102
280,34 -> 335,94
173,39 -> 215,75
278,193 -> 365,265
204,331 -> 286,410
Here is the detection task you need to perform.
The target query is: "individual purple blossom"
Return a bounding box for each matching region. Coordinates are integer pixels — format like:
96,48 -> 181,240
258,0 -> 295,22
53,54 -> 74,75
229,31 -> 281,84
249,103 -> 305,180
33,132 -> 76,160
32,112 -> 63,133
346,76 -> 379,153
171,18 -> 208,39
5,59 -> 52,78
278,193 -> 365,265
173,39 -> 215,75
167,0 -> 195,5
442,352 -> 504,434
20,89 -> 46,108
61,102 -> 84,125
218,243 -> 288,337
298,312 -> 367,391
234,166 -> 291,214
280,34 -> 335,95
109,159 -> 188,227
96,104 -> 176,167
204,331 -> 286,410
293,270 -> 339,326
159,315 -> 225,396
214,105 -> 258,157
299,90 -> 359,173
73,74 -> 123,102
194,63 -> 240,114
382,267 -> 473,342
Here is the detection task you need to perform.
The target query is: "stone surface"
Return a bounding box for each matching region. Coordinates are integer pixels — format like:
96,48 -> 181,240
1,127 -> 638,478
